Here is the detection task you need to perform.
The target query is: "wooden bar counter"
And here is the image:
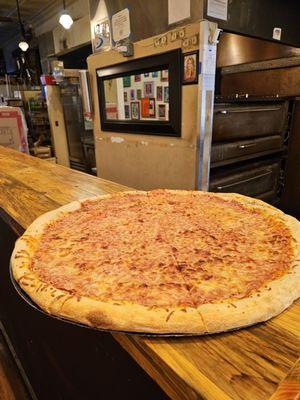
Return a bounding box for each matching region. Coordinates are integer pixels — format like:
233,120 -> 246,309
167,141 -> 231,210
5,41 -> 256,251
0,146 -> 299,400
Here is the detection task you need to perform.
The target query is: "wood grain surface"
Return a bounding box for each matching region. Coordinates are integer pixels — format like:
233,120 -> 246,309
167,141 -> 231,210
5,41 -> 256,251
0,146 -> 299,400
270,357 -> 300,400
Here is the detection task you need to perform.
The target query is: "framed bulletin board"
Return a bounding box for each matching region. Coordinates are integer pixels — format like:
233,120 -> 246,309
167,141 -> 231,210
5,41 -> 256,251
96,49 -> 181,137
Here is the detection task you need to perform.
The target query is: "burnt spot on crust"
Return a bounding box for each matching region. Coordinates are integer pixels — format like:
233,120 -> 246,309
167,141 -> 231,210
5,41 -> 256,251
23,276 -> 34,281
197,311 -> 208,332
59,295 -> 74,309
166,310 -> 175,322
54,294 -> 66,301
87,311 -> 114,329
39,285 -> 48,292
35,283 -> 45,292
14,253 -> 27,259
18,274 -> 33,283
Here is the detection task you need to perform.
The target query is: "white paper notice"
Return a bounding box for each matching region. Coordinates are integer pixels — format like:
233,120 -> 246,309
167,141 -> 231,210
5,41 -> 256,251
202,44 -> 216,75
207,0 -> 228,21
112,8 -> 130,42
168,0 -> 190,25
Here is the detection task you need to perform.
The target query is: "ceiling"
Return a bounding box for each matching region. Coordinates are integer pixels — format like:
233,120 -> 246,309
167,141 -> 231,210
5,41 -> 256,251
0,0 -> 56,44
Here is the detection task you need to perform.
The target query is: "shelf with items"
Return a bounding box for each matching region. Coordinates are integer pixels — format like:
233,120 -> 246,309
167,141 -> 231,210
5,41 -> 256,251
24,94 -> 54,159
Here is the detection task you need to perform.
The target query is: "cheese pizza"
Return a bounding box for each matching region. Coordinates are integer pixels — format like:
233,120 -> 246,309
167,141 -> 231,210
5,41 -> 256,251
11,190 -> 300,334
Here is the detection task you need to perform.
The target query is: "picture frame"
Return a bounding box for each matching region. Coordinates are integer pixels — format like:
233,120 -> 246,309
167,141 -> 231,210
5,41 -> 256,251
164,86 -> 169,102
130,89 -> 135,100
131,102 -> 140,120
134,74 -> 141,82
105,102 -> 118,120
124,91 -> 128,102
161,69 -> 169,82
156,86 -> 163,101
143,81 -> 155,98
97,48 -> 182,136
158,104 -> 166,120
149,98 -> 156,118
141,98 -> 150,118
123,75 -> 131,87
124,104 -> 130,119
137,89 -> 142,100
182,51 -> 199,85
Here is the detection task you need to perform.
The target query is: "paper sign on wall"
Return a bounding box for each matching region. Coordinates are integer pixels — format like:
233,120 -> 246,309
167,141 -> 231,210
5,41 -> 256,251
112,8 -> 131,42
168,0 -> 190,25
273,27 -> 282,41
207,0 -> 228,21
94,18 -> 111,52
202,44 -> 217,75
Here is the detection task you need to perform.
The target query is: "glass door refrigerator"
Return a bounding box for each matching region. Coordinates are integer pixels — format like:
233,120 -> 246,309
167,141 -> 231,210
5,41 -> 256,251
59,69 -> 95,174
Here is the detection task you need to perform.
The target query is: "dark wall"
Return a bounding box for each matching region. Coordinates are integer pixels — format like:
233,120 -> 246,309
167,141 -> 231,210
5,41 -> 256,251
0,49 -> 6,74
204,0 -> 300,48
38,31 -> 55,74
2,36 -> 21,73
58,44 -> 93,69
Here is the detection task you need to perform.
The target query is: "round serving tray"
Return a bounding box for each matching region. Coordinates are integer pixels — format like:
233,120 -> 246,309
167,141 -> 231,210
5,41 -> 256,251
9,263 -> 256,337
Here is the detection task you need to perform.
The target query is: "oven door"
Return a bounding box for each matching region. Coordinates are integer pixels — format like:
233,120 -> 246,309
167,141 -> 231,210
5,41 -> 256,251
211,135 -> 284,166
209,159 -> 281,201
213,101 -> 288,142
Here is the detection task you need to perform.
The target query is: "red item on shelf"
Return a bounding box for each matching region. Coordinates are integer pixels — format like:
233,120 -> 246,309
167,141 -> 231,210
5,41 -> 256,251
40,75 -> 56,85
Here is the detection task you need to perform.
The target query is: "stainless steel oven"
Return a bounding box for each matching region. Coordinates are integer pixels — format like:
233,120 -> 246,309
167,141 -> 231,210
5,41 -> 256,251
210,96 -> 290,204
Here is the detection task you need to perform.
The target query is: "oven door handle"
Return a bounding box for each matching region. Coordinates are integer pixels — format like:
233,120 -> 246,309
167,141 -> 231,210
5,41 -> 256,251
237,143 -> 256,149
216,106 -> 282,114
216,170 -> 272,190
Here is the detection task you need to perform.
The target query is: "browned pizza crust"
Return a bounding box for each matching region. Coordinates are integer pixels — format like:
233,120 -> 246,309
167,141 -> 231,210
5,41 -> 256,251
11,191 -> 300,334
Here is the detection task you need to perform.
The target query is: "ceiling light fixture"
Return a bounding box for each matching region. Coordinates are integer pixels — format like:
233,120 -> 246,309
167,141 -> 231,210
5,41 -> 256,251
59,0 -> 73,30
18,41 -> 29,51
16,0 -> 29,51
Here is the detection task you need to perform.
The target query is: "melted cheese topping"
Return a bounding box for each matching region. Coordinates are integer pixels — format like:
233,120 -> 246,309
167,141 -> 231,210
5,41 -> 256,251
30,191 -> 294,308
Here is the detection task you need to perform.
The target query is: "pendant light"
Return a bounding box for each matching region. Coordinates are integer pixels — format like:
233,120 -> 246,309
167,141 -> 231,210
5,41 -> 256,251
59,0 -> 74,30
16,0 -> 29,51
18,41 -> 29,52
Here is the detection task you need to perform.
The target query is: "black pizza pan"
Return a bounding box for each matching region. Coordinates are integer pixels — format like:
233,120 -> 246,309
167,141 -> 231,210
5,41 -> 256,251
9,263 -> 257,337
9,264 -> 194,337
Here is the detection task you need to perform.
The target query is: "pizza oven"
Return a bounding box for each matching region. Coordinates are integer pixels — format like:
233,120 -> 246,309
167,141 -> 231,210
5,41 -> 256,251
209,96 -> 290,205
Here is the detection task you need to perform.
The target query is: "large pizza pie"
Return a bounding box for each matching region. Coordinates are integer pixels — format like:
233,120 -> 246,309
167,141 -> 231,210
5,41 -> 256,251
11,190 -> 300,334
